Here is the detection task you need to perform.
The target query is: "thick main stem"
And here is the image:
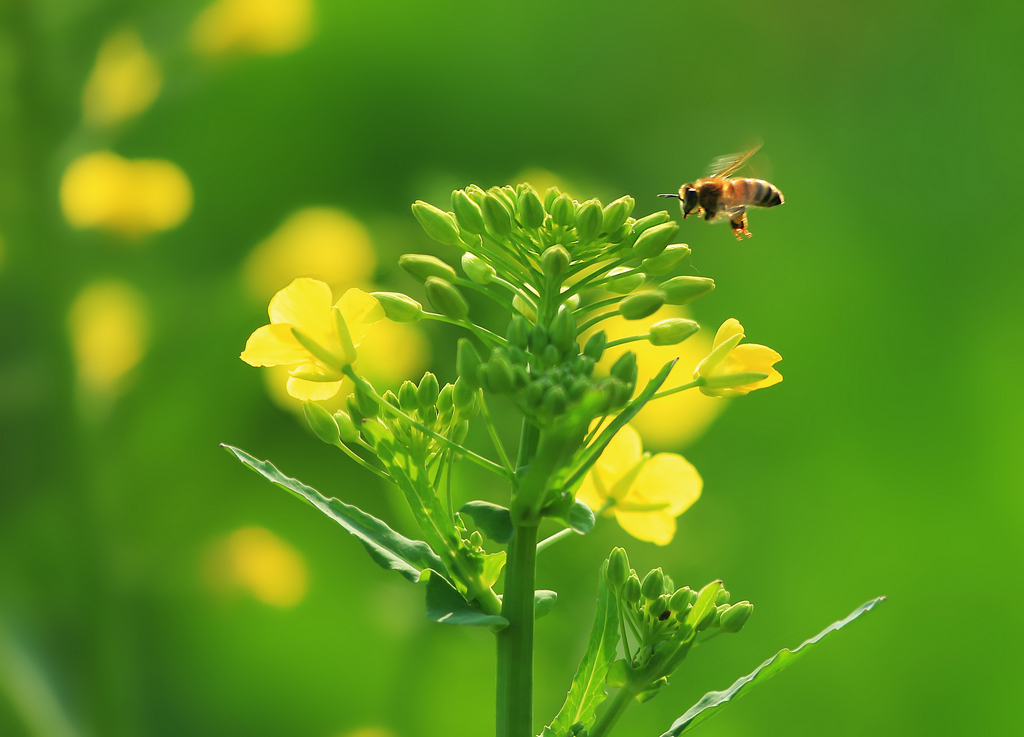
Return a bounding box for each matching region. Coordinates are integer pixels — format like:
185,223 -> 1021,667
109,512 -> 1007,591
588,687 -> 635,737
496,422 -> 541,737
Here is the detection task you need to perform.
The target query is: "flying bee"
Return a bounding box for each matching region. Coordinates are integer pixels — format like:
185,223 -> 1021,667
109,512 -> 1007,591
660,145 -> 784,239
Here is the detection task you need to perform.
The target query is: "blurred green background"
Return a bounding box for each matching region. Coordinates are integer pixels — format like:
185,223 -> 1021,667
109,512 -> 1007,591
1,0 -> 1021,735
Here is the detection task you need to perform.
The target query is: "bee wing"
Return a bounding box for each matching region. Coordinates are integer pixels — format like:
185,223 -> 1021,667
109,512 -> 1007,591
706,144 -> 762,178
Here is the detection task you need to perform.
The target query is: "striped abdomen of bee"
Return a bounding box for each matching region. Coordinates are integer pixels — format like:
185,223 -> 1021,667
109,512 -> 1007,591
723,178 -> 784,210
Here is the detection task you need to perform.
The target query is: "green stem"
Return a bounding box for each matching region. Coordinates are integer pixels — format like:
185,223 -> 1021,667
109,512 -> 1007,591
589,687 -> 635,737
422,312 -> 508,348
651,378 -> 702,399
535,527 -> 575,554
495,523 -> 539,737
496,421 -> 541,737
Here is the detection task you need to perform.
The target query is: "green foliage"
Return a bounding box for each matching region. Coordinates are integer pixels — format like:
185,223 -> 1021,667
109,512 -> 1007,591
547,560 -> 621,736
660,597 -> 887,735
223,445 -> 444,583
460,501 -> 514,544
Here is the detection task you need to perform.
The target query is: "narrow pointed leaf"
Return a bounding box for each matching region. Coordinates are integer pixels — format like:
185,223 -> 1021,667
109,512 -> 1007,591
224,445 -> 445,582
460,501 -> 514,543
548,561 -> 621,735
425,570 -> 509,628
661,596 -> 886,736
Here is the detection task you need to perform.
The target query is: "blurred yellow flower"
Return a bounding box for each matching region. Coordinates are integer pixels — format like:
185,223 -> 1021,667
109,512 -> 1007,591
82,28 -> 162,127
241,278 -> 384,400
695,318 -> 783,397
337,729 -> 396,737
591,306 -> 724,449
191,0 -> 313,57
60,152 -> 192,237
577,423 -> 701,546
243,208 -> 377,303
217,527 -> 308,608
67,280 -> 148,396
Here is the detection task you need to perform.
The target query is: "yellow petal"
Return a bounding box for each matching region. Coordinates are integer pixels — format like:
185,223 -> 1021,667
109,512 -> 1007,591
713,318 -> 744,349
240,323 -> 308,366
336,288 -> 385,345
576,475 -> 609,512
714,344 -> 783,395
627,453 -> 702,516
614,509 -> 677,546
589,423 -> 643,492
268,277 -> 335,342
286,375 -> 343,400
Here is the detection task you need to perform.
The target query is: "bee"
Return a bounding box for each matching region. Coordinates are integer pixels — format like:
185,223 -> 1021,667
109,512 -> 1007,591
660,146 -> 784,239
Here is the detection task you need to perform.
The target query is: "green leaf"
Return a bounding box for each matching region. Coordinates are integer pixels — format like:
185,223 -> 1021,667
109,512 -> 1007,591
425,570 -> 509,628
565,358 -> 677,489
661,597 -> 886,736
548,561 -> 621,735
460,501 -> 514,543
567,500 -> 596,534
223,445 -> 445,583
541,495 -> 596,535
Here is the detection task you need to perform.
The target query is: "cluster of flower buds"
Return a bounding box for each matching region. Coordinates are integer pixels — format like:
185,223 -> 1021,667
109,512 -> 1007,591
605,547 -> 753,702
400,185 -> 718,425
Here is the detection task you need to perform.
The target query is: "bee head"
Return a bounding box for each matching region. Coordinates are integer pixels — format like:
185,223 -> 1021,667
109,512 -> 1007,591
680,186 -> 699,218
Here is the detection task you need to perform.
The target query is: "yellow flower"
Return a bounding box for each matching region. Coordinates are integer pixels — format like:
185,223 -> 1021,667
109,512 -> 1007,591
695,318 -> 783,397
240,278 -> 383,400
205,527 -> 308,608
60,152 -> 192,237
577,423 -> 702,546
589,306 -> 724,449
82,28 -> 162,127
191,0 -> 313,57
67,280 -> 148,397
242,207 -> 377,302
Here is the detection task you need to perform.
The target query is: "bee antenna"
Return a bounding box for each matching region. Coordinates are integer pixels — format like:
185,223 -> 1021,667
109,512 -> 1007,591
657,193 -> 682,199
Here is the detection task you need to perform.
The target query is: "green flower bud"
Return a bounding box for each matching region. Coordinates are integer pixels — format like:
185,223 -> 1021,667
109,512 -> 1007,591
649,318 -> 700,346
425,276 -> 469,320
715,588 -> 731,606
483,353 -> 515,394
451,190 -> 487,234
605,267 -> 646,294
541,245 -> 571,280
512,365 -> 530,389
622,574 -> 642,606
524,379 -> 547,408
453,376 -> 477,414
506,315 -> 531,349
542,343 -> 561,367
641,568 -> 665,600
332,410 -> 359,443
649,595 -> 670,620
633,221 -> 679,260
583,331 -> 607,361
346,394 -> 363,425
456,339 -> 482,387
607,548 -> 630,588
417,372 -> 439,407
354,380 -> 379,419
601,196 -> 634,234
461,252 -> 496,285
572,354 -> 596,376
675,604 -> 693,624
303,401 -> 340,445
483,193 -> 513,236
660,275 -> 716,306
399,253 -> 458,283
720,601 -> 753,633
371,291 -> 423,322
610,352 -> 634,384
542,385 -> 567,414
568,376 -> 589,399
642,244 -> 691,275
630,211 -> 671,238
530,323 -> 549,354
518,186 -> 545,229
398,380 -> 419,411
550,193 -> 575,227
411,201 -> 461,246
619,291 -> 665,320
608,378 -> 633,408
469,530 -> 484,549
575,199 -> 603,241
543,186 -> 560,211
713,604 -> 729,628
670,587 -> 693,612
437,384 -> 454,414
466,184 -> 488,206
452,420 -> 470,444
512,293 -> 537,322
549,308 -> 577,352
